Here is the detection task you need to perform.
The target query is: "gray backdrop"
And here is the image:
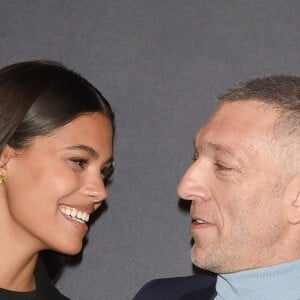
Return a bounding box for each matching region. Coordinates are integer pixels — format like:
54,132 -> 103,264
1,1 -> 300,299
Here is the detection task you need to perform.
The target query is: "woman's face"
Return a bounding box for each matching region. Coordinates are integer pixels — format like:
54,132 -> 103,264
2,112 -> 113,255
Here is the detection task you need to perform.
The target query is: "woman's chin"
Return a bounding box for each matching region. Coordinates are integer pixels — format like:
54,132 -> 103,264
51,241 -> 83,256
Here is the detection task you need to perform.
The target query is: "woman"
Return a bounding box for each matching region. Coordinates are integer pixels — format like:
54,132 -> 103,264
0,60 -> 115,299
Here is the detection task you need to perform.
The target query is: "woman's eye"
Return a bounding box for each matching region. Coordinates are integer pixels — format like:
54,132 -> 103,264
70,158 -> 88,169
101,163 -> 114,183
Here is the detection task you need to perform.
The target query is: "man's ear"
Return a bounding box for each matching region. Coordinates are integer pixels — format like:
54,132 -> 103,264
0,145 -> 16,169
287,174 -> 300,225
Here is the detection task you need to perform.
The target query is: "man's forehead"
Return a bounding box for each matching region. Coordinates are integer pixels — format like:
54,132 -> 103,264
195,100 -> 279,140
192,101 -> 281,165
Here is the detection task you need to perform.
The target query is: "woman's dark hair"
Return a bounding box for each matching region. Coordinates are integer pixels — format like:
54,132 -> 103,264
0,60 -> 115,281
0,60 -> 114,151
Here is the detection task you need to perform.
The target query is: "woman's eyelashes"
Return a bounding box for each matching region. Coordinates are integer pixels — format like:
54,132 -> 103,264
101,163 -> 114,183
70,157 -> 88,169
69,157 -> 114,183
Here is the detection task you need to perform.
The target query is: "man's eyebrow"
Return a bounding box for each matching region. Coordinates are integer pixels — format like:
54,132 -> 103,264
195,142 -> 244,164
207,142 -> 235,156
63,145 -> 99,159
197,142 -> 235,156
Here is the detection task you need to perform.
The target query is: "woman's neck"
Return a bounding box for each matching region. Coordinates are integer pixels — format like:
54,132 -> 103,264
0,249 -> 37,291
0,190 -> 39,291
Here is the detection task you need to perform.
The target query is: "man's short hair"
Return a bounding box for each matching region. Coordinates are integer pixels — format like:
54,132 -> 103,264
218,75 -> 300,176
218,75 -> 300,119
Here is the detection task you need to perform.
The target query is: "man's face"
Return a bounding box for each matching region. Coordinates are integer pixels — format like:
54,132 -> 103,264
177,100 -> 290,273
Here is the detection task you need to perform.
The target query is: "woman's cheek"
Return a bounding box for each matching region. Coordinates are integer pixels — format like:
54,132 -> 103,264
50,168 -> 82,198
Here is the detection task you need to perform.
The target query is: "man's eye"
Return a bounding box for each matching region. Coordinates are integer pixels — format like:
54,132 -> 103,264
192,152 -> 199,161
70,158 -> 88,168
214,162 -> 232,171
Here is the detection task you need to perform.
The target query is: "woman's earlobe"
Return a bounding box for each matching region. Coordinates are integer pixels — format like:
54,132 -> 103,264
0,146 -> 12,184
0,169 -> 5,184
0,145 -> 16,169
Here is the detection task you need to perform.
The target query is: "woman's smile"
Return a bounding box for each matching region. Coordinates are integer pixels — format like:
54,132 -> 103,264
3,113 -> 113,255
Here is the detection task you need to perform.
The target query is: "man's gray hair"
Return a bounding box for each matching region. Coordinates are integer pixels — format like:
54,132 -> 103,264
218,75 -> 300,177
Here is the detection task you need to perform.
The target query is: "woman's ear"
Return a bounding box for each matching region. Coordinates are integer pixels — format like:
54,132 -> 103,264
0,145 -> 16,169
287,174 -> 300,225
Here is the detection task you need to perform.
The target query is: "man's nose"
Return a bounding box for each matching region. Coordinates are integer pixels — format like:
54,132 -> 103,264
177,160 -> 211,202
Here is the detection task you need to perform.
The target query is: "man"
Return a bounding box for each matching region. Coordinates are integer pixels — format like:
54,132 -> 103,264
134,75 -> 300,300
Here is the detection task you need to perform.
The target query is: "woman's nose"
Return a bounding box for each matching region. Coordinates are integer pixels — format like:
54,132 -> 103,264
83,174 -> 108,203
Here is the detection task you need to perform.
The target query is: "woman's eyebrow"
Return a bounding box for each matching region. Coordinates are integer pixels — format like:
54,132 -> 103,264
104,156 -> 114,165
63,144 -> 99,159
64,145 -> 114,164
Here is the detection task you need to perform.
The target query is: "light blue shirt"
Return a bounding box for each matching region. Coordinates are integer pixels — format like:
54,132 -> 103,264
214,259 -> 300,300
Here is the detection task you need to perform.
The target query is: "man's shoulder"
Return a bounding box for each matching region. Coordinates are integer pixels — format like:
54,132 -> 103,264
133,272 -> 216,300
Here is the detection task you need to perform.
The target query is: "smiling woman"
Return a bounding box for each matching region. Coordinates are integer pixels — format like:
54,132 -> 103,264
0,61 -> 115,300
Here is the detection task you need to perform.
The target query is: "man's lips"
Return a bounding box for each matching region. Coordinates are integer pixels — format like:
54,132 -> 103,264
193,219 -> 207,224
190,216 -> 214,230
191,215 -> 210,224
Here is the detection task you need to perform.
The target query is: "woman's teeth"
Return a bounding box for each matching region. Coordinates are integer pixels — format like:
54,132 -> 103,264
60,205 -> 90,223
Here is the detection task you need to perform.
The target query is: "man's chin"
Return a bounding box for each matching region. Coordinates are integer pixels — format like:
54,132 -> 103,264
191,245 -> 217,273
190,245 -> 204,268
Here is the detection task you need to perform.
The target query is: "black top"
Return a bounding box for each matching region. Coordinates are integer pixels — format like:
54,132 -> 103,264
0,258 -> 70,300
0,289 -> 37,300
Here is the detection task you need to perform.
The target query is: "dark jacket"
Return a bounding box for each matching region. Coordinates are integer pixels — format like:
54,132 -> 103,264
133,272 -> 217,300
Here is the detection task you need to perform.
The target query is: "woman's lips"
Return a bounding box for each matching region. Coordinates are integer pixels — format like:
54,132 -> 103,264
59,205 -> 89,233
